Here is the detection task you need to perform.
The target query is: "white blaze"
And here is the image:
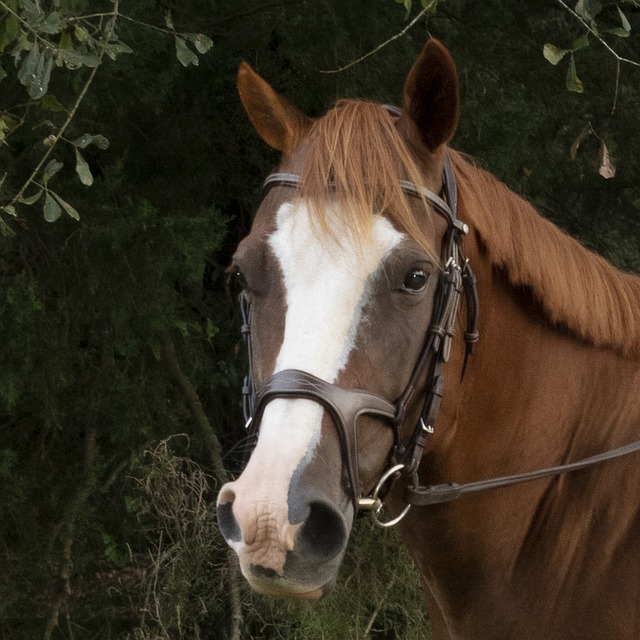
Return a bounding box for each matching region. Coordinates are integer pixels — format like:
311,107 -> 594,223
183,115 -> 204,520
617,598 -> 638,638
254,200 -> 403,470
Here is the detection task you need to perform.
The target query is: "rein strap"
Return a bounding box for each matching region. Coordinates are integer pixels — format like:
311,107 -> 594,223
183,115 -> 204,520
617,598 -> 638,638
405,439 -> 640,506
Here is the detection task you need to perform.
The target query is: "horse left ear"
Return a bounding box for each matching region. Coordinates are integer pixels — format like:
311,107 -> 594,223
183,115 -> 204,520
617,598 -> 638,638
399,39 -> 460,152
237,61 -> 312,152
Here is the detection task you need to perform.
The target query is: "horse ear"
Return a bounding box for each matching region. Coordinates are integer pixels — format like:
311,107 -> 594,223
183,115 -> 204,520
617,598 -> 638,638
237,61 -> 312,152
399,39 -> 460,152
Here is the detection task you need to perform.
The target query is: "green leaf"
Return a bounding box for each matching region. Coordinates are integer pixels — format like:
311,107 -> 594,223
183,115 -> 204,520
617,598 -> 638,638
72,133 -> 109,150
42,159 -> 63,186
175,36 -> 198,67
74,149 -> 93,186
184,33 -> 214,55
92,134 -> 109,150
543,43 -> 568,65
0,114 -> 18,141
575,0 -> 602,20
1,204 -> 16,216
40,94 -> 66,112
74,25 -> 89,42
17,43 -> 39,85
43,191 -> 61,222
58,31 -> 73,50
18,190 -> 43,205
0,14 -> 21,53
617,6 -> 631,32
566,54 -> 584,93
607,27 -> 631,37
101,41 -> 134,60
39,11 -> 64,35
608,8 -> 631,37
17,44 -> 54,100
205,317 -> 219,339
59,49 -> 101,70
0,215 -> 15,237
572,34 -> 589,51
51,191 -> 80,220
20,0 -> 44,22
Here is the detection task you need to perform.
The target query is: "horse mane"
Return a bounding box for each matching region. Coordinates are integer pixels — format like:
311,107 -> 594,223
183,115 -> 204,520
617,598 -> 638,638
452,151 -> 640,358
297,100 -> 439,260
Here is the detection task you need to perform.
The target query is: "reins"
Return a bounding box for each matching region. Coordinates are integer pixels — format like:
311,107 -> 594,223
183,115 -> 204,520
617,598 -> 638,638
237,135 -> 640,528
405,440 -> 640,506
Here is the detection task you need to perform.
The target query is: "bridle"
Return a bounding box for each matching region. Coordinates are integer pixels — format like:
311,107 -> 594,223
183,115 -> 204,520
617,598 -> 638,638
239,147 -> 480,526
236,114 -> 640,528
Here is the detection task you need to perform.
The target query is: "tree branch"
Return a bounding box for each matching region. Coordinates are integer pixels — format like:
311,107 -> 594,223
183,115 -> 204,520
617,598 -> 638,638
159,332 -> 229,487
5,0 -> 121,211
319,3 -> 435,74
554,0 -> 640,68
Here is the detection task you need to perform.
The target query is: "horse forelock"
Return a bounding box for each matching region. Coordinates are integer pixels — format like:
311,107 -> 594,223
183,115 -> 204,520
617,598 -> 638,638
291,99 -> 441,262
453,151 -> 640,358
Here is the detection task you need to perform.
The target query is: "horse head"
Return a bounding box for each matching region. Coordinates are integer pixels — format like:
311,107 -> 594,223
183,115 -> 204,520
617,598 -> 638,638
217,39 -> 464,598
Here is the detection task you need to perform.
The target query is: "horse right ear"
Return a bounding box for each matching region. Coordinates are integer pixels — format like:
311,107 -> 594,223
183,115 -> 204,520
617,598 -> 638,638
237,62 -> 312,152
399,39 -> 460,152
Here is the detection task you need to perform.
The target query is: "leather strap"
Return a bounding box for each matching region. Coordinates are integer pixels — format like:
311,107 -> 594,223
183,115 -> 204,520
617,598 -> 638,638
405,439 -> 640,506
250,369 -> 398,511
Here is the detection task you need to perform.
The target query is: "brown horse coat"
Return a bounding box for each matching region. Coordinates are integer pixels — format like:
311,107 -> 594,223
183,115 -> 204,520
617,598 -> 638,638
218,39 -> 640,639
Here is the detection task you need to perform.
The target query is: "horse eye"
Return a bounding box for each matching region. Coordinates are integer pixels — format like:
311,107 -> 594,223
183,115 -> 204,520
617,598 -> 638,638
227,267 -> 248,293
235,270 -> 248,290
403,268 -> 428,292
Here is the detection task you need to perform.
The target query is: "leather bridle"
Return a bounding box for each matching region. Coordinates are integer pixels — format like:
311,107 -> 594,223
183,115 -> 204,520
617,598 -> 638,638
236,136 -> 640,528
239,151 -> 480,525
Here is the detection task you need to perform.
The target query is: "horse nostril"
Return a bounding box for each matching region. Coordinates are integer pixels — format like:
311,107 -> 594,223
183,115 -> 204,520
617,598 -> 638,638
217,485 -> 241,543
297,501 -> 348,561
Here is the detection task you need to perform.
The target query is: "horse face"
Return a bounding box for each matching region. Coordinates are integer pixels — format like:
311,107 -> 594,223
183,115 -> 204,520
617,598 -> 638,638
217,38 -> 460,597
216,187 -> 444,596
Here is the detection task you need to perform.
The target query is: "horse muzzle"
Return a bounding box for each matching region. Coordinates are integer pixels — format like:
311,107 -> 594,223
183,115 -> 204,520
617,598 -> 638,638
217,467 -> 352,598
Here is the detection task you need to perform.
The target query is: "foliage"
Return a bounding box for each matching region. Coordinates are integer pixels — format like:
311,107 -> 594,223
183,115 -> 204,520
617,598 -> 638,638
0,1 -> 639,639
0,0 -> 212,231
542,0 -> 639,95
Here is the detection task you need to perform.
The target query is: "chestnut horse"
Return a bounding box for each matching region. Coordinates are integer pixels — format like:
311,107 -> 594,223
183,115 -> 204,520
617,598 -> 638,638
217,40 -> 640,639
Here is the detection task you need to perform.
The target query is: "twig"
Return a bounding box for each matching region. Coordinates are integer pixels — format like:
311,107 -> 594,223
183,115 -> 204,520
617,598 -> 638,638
118,13 -> 174,36
0,1 -> 58,53
319,3 -> 435,74
159,332 -> 229,486
554,0 -> 640,68
362,565 -> 399,637
227,552 -> 243,640
611,57 -> 620,116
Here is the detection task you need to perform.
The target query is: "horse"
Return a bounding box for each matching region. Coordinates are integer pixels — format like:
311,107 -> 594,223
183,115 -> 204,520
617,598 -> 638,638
216,39 -> 640,639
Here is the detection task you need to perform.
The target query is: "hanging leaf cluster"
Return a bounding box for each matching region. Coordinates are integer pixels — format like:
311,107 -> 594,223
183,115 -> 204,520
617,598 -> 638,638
542,0 -> 633,94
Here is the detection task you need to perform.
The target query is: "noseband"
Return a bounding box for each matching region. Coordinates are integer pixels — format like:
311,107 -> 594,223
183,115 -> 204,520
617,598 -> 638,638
239,150 -> 480,525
